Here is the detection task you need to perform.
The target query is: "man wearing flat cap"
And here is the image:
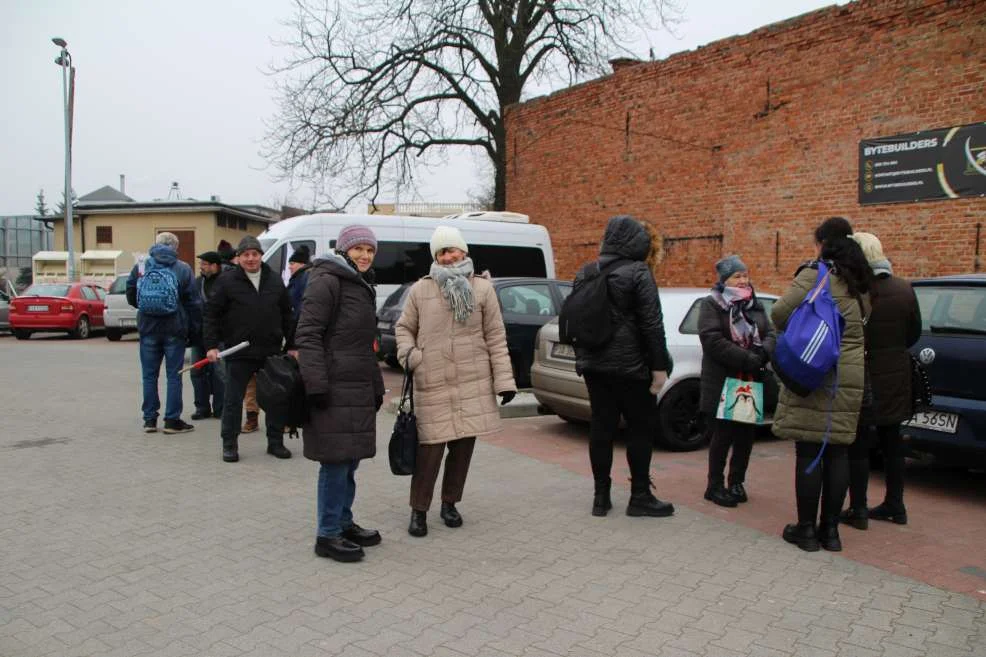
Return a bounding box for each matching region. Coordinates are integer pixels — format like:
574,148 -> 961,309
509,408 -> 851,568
203,235 -> 295,463
189,251 -> 227,421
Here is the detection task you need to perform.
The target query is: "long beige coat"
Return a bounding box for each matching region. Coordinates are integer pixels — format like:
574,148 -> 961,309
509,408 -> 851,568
395,275 -> 517,444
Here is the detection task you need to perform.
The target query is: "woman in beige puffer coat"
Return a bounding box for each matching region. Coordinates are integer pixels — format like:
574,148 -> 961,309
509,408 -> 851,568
395,226 -> 517,538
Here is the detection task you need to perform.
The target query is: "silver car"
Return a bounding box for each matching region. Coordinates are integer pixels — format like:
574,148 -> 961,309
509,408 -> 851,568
0,292 -> 9,333
531,288 -> 778,451
104,274 -> 138,341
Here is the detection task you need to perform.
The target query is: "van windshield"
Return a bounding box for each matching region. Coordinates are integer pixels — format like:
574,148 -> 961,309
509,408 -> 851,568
258,237 -> 277,253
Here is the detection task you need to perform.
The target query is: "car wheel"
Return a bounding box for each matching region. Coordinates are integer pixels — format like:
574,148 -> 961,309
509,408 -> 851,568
105,327 -> 123,341
657,379 -> 708,451
73,316 -> 91,339
13,329 -> 31,340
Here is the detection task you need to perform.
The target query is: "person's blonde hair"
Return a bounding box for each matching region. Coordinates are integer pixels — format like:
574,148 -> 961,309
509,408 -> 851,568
642,220 -> 664,279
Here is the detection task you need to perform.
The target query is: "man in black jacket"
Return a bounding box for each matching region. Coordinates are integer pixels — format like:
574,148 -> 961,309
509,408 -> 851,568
190,251 -> 226,420
204,236 -> 295,463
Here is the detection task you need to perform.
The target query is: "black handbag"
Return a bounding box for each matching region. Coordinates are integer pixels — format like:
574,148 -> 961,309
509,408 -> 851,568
388,359 -> 418,476
909,353 -> 933,414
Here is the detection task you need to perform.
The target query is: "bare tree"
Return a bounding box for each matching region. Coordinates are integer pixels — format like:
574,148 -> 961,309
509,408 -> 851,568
264,0 -> 679,211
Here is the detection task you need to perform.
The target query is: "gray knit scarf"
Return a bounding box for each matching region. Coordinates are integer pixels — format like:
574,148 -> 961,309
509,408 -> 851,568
430,257 -> 475,323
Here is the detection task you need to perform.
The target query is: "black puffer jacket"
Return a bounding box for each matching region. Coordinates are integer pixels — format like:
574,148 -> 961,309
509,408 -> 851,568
865,273 -> 922,425
296,254 -> 384,464
697,293 -> 776,416
202,263 -> 293,360
575,216 -> 671,380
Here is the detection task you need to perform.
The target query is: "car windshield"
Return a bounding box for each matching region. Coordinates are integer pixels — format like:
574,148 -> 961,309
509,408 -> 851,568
109,276 -> 128,294
23,284 -> 70,297
915,285 -> 986,335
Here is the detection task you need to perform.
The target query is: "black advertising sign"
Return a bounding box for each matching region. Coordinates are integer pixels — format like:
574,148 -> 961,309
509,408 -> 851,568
858,122 -> 986,205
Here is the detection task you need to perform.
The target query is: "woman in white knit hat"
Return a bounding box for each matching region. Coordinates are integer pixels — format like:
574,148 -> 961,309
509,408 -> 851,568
395,225 -> 517,537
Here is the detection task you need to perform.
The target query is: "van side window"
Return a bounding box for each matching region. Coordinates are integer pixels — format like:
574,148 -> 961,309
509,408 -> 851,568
266,244 -> 286,279
470,245 -> 547,278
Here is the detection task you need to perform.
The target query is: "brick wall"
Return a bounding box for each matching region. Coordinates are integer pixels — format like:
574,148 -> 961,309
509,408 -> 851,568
504,0 -> 986,294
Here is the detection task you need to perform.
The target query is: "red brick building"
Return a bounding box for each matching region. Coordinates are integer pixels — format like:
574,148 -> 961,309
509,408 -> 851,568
504,0 -> 985,293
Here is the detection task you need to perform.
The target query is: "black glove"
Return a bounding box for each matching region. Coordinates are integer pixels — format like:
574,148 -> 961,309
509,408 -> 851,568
375,395 -> 384,412
499,391 -> 516,406
307,393 -> 329,410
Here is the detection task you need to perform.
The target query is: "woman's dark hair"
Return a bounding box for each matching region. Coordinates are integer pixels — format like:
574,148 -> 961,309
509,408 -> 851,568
814,216 -> 853,244
820,236 -> 871,297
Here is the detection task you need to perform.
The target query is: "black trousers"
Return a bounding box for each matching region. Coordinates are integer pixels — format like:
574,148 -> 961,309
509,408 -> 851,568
848,423 -> 905,510
584,373 -> 655,493
221,358 -> 284,447
794,441 -> 849,526
707,418 -> 756,487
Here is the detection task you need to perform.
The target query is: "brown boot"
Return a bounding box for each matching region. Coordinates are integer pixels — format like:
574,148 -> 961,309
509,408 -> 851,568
242,411 -> 259,433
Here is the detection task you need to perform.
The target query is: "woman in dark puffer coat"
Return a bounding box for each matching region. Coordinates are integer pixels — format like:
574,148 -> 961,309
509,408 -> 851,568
698,255 -> 776,507
296,224 -> 385,564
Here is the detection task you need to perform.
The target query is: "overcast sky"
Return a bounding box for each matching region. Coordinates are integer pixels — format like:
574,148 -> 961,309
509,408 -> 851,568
1,0 -> 843,216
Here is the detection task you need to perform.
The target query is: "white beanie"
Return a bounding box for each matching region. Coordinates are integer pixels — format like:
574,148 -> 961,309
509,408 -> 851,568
429,225 -> 469,260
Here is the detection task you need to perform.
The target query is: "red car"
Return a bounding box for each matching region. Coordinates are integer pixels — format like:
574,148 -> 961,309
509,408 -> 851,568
10,282 -> 106,340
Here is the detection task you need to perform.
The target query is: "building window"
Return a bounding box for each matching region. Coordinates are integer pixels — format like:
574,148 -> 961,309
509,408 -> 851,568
217,215 -> 227,228
96,226 -> 113,244
237,218 -> 247,230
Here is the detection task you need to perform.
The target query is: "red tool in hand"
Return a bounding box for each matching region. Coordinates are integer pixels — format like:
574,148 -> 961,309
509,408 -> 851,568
179,341 -> 250,374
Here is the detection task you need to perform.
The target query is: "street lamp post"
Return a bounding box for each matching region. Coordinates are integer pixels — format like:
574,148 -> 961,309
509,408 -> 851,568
53,37 -> 75,281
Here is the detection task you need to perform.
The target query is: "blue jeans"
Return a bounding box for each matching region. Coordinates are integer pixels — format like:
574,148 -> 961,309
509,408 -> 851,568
317,460 -> 358,538
139,334 -> 186,421
190,343 -> 225,414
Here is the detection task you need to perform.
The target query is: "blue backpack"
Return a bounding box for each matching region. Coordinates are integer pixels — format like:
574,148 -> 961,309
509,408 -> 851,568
137,257 -> 180,316
773,261 -> 845,397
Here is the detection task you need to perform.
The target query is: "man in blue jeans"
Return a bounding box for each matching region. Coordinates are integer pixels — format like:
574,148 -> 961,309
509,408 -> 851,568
126,232 -> 201,434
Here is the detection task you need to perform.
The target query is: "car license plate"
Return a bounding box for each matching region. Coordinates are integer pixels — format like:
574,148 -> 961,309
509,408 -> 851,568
904,411 -> 958,434
28,305 -> 48,312
551,342 -> 576,360
120,319 -> 137,328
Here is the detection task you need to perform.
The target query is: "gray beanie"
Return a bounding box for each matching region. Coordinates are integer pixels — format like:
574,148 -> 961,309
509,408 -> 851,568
715,254 -> 747,283
236,235 -> 264,255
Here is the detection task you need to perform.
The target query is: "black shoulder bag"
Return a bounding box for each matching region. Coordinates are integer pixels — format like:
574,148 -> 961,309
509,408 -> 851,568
388,355 -> 418,476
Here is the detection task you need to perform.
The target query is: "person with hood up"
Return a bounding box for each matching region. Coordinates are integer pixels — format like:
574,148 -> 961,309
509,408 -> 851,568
840,232 -> 921,530
396,225 -> 517,538
125,231 -> 201,434
698,255 -> 776,507
296,225 -> 385,563
203,235 -> 295,463
574,215 -> 674,519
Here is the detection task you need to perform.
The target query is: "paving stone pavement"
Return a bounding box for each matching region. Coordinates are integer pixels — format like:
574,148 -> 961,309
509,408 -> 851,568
1,337 -> 985,657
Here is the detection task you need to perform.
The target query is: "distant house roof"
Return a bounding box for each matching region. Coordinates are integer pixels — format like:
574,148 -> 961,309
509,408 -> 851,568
72,199 -> 279,224
78,185 -> 135,203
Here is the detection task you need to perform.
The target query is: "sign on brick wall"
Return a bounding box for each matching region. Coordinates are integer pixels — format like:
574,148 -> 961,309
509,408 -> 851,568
859,122 -> 986,205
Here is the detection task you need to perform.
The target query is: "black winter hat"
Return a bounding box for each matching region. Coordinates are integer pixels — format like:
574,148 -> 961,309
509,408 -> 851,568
289,245 -> 311,264
197,251 -> 223,265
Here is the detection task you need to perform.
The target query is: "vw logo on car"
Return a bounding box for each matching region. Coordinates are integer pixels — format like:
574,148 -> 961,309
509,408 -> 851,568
919,347 -> 936,365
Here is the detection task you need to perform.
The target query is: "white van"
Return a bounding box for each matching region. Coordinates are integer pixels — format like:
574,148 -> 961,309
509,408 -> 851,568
256,211 -> 555,308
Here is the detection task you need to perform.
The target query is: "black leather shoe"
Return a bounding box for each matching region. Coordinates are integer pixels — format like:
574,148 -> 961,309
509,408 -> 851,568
704,484 -> 738,508
222,446 -> 239,463
728,483 -> 748,503
626,491 -> 674,517
440,502 -> 463,528
782,522 -> 820,552
191,408 -> 212,421
408,510 -> 427,537
869,503 -> 907,525
342,523 -> 381,547
818,522 -> 842,552
267,444 -> 292,459
314,536 -> 364,562
839,507 -> 869,530
592,491 -> 613,517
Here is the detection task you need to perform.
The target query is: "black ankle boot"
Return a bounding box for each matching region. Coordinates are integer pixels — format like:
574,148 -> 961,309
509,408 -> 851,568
222,439 -> 238,463
592,484 -> 613,517
838,507 -> 868,530
869,502 -> 907,525
782,522 -> 820,552
440,502 -> 463,528
818,520 -> 842,551
314,536 -> 364,562
727,483 -> 748,503
704,483 -> 738,508
627,490 -> 674,517
266,442 -> 292,459
408,510 -> 427,537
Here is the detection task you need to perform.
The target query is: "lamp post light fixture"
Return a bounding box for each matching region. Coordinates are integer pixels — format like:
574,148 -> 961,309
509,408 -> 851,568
52,37 -> 76,281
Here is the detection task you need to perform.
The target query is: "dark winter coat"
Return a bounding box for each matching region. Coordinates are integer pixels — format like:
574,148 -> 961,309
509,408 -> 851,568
574,216 -> 672,380
864,273 -> 922,425
202,263 -> 293,360
125,244 -> 200,340
295,254 -> 384,464
698,293 -> 777,416
287,265 -> 311,331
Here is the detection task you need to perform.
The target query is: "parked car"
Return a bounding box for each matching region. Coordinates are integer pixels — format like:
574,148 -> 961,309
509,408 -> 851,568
9,282 -> 106,339
901,274 -> 986,464
103,274 -> 138,341
531,288 -> 779,451
377,277 -> 573,388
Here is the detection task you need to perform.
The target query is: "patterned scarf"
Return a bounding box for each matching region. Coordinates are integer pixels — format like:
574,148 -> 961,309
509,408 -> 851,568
710,284 -> 761,348
430,257 -> 475,323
